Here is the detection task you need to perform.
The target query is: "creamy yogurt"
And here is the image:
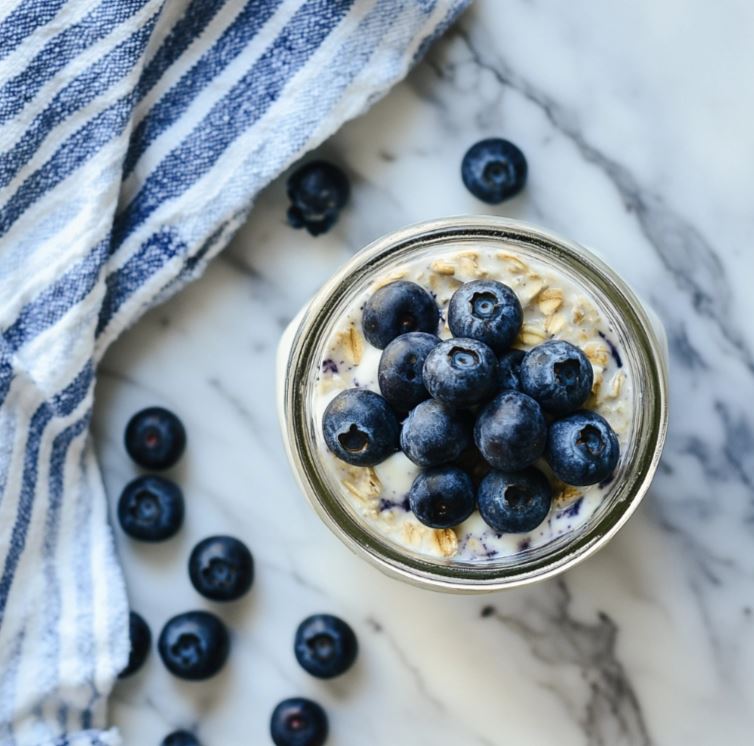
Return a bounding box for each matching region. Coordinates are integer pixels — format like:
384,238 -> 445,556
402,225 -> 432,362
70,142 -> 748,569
312,245 -> 633,564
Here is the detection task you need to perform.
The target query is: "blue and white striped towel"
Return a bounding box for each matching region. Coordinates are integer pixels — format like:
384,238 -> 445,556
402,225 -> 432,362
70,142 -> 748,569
0,1 -> 469,743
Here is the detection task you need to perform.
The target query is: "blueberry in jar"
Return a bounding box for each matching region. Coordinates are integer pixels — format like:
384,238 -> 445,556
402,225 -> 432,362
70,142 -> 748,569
286,160 -> 350,236
423,338 -> 498,408
119,611 -> 151,678
161,731 -> 200,746
270,697 -> 328,746
461,138 -> 527,204
322,389 -> 400,466
408,466 -> 476,529
117,475 -> 184,542
448,280 -> 523,353
520,340 -> 593,414
453,446 -> 493,488
400,399 -> 471,467
378,332 -> 440,411
188,536 -> 254,602
474,391 -> 547,471
158,611 -> 230,681
546,410 -> 619,486
361,281 -> 439,349
477,467 -> 552,533
124,407 -> 186,470
294,613 -> 358,679
496,348 -> 525,392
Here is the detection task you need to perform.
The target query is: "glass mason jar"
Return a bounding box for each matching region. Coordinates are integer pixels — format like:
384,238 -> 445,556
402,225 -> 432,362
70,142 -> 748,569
277,217 -> 669,592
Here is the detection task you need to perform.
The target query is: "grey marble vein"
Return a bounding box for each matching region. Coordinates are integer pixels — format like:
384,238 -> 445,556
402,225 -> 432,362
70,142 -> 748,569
481,580 -> 652,746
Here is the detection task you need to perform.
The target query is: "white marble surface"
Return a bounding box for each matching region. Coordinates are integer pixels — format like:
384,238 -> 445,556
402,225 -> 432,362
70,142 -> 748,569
96,2 -> 754,743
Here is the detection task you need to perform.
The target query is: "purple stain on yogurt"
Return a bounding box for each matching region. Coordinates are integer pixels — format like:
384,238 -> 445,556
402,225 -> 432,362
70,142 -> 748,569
598,331 -> 623,368
518,539 -> 531,552
557,497 -> 584,520
321,359 -> 338,374
378,497 -> 409,512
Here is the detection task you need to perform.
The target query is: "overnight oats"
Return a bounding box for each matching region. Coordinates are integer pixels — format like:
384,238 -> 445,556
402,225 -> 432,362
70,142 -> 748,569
278,218 -> 668,591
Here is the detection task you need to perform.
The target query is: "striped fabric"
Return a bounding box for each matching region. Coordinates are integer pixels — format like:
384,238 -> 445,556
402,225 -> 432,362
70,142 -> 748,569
0,1 -> 469,743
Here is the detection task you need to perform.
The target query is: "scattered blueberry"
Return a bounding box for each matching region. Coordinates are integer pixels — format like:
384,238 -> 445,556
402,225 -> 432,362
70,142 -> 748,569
188,536 -> 254,602
461,138 -> 527,204
408,466 -> 476,529
158,611 -> 230,681
378,332 -> 440,411
161,731 -> 200,746
520,340 -> 593,414
117,475 -> 184,542
497,348 -> 525,391
294,614 -> 358,679
119,611 -> 151,678
477,467 -> 553,533
448,280 -> 523,352
361,281 -> 439,349
124,407 -> 186,470
423,338 -> 498,408
546,411 -> 620,486
474,391 -> 547,471
400,399 -> 471,467
271,698 -> 328,746
322,389 -> 400,466
286,160 -> 350,236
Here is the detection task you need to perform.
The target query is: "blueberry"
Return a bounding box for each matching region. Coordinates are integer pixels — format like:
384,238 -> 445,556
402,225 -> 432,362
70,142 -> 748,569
125,407 -> 186,470
119,611 -> 151,678
286,160 -> 349,236
474,391 -> 547,471
423,338 -> 498,408
453,447 -> 492,488
117,475 -> 184,542
271,698 -> 328,746
161,731 -> 200,746
362,281 -> 439,349
322,389 -> 400,466
520,340 -> 593,414
158,611 -> 229,681
188,536 -> 254,602
461,138 -> 527,204
408,466 -> 475,529
477,467 -> 552,533
294,613 -> 358,679
546,411 -> 619,486
448,280 -> 523,353
497,349 -> 525,391
400,399 -> 471,467
378,332 -> 440,411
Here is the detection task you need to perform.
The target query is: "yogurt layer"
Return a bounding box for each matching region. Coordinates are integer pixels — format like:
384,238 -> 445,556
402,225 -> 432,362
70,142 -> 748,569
313,245 -> 633,564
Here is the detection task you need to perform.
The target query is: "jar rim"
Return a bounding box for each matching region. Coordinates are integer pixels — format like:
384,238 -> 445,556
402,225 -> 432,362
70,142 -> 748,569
280,217 -> 669,592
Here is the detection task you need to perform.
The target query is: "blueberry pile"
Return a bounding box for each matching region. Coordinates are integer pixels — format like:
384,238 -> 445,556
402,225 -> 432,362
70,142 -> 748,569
117,408 -> 356,745
322,279 -> 620,534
